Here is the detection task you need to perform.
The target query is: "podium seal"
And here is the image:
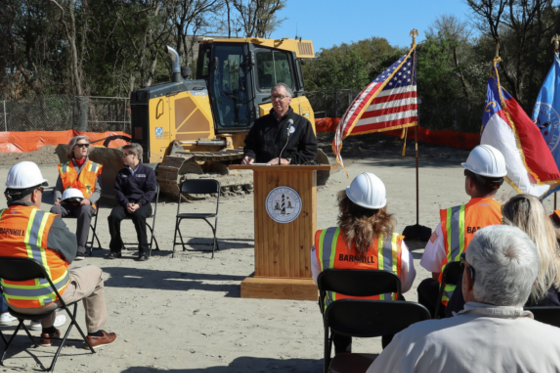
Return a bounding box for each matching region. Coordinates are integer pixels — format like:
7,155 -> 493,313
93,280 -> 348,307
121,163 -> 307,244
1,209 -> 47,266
266,186 -> 302,223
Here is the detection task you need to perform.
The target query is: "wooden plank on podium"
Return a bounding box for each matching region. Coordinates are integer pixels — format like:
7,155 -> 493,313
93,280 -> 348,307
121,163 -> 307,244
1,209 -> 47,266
240,276 -> 318,301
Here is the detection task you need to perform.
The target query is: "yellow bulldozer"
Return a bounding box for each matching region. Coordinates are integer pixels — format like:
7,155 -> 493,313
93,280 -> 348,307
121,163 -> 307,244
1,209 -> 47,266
58,37 -> 329,202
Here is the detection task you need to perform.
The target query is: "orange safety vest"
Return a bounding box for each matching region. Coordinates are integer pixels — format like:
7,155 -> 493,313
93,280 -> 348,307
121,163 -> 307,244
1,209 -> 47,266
550,210 -> 560,226
315,227 -> 404,307
0,205 -> 71,308
438,197 -> 502,305
58,159 -> 102,209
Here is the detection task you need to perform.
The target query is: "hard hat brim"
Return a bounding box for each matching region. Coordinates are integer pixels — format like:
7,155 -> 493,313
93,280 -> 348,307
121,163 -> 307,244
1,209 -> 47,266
346,186 -> 387,209
461,163 -> 507,178
5,180 -> 48,189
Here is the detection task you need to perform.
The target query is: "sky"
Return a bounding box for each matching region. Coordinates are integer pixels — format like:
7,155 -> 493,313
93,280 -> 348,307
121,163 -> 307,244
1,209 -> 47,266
270,0 -> 475,52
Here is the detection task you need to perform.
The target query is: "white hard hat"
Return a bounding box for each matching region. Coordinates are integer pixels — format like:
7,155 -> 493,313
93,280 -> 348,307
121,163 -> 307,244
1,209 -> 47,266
5,161 -> 48,189
346,172 -> 387,209
62,188 -> 84,204
461,144 -> 507,178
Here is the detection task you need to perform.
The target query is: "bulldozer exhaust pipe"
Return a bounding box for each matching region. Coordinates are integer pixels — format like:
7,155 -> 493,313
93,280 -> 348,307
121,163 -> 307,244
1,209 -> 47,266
166,45 -> 183,83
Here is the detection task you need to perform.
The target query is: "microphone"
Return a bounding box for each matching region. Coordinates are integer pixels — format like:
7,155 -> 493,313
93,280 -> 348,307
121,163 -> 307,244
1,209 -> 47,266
279,119 -> 294,165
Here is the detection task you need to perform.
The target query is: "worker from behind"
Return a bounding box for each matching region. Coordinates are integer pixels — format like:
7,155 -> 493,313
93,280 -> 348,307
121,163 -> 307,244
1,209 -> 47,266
242,83 -> 318,165
51,136 -> 102,260
1,161 -> 116,348
107,143 -> 157,261
311,172 -> 416,353
418,144 -> 506,317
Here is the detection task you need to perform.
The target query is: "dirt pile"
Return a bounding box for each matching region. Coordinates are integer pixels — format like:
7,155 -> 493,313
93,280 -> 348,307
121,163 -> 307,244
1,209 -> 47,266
0,145 -> 61,168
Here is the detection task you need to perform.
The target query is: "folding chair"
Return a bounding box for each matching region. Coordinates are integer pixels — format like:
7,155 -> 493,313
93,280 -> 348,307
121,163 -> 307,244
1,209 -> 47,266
524,306 -> 560,328
435,261 -> 463,319
324,300 -> 431,373
172,179 -> 220,259
62,209 -> 101,255
0,257 -> 95,372
318,269 -> 429,373
122,183 -> 160,256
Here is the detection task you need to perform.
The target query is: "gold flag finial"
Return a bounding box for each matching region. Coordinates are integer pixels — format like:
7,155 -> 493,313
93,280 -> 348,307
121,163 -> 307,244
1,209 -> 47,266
552,35 -> 560,52
410,29 -> 419,47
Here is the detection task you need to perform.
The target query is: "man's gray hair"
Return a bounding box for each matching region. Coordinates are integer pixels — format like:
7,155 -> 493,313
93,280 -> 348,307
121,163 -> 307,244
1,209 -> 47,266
66,135 -> 89,160
123,143 -> 143,159
272,83 -> 293,98
467,225 -> 538,307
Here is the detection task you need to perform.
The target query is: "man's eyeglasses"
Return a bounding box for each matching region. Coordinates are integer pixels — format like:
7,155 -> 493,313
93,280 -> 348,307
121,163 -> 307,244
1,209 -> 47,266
122,152 -> 134,158
460,252 -> 475,281
35,187 -> 44,194
271,95 -> 287,101
76,143 -> 90,148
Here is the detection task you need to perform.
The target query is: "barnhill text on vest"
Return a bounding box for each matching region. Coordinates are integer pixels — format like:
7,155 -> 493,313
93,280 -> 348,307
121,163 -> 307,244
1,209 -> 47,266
338,254 -> 376,263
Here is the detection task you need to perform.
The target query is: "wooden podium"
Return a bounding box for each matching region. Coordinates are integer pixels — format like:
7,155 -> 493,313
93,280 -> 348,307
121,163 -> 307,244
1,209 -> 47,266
229,164 -> 336,301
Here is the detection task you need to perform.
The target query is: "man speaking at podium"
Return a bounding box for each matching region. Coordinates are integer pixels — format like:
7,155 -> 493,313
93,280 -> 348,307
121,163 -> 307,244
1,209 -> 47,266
242,83 -> 318,165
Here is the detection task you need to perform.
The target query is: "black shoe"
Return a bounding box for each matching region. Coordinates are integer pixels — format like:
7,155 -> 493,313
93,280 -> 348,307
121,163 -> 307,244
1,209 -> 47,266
106,252 -> 122,259
74,253 -> 86,261
136,253 -> 148,261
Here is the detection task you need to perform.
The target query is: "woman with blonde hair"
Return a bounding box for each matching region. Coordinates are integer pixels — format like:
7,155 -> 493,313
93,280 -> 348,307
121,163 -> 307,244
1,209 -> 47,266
501,194 -> 560,305
447,193 -> 560,316
311,172 -> 416,353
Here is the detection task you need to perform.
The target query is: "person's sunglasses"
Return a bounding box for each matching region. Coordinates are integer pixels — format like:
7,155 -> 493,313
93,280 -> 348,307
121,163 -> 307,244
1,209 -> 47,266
460,252 -> 476,281
76,143 -> 90,148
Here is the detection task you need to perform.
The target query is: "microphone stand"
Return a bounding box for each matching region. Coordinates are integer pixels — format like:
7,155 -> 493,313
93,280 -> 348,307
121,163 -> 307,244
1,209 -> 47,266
278,121 -> 292,165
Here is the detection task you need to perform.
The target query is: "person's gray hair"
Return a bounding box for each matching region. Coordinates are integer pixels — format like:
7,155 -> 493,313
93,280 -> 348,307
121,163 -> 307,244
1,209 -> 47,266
66,135 -> 89,160
123,143 -> 143,159
272,83 -> 293,98
467,225 -> 539,307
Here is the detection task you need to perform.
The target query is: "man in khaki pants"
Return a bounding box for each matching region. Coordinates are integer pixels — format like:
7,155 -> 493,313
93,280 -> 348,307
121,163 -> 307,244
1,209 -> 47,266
0,161 -> 116,348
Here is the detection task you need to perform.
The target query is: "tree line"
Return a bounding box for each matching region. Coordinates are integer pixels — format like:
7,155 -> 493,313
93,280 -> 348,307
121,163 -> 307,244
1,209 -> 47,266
303,0 -> 560,132
1,0 -> 286,99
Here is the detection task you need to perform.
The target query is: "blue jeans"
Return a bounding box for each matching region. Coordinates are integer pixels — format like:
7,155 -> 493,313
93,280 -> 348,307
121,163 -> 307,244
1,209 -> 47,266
0,296 -> 8,313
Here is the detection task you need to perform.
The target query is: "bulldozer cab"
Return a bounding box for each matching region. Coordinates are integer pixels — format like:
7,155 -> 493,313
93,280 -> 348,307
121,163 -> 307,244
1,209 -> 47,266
196,39 -> 310,133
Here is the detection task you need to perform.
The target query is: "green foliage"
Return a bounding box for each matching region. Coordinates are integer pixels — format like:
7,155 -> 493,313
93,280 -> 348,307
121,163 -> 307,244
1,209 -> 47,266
303,37 -> 397,91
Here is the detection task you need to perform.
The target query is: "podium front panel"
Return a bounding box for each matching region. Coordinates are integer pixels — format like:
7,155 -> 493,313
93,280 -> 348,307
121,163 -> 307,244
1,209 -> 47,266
253,169 -> 316,278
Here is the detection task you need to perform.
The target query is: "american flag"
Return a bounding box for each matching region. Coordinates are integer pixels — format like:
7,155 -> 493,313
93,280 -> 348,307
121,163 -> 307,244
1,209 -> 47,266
333,47 -> 418,171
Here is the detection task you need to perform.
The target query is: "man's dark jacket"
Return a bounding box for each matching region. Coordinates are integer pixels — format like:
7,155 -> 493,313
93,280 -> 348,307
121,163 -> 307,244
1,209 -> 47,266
243,107 -> 318,164
114,163 -> 157,207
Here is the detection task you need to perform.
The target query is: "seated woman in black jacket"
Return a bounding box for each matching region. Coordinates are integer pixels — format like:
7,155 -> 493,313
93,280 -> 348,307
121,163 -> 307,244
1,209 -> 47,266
447,194 -> 560,316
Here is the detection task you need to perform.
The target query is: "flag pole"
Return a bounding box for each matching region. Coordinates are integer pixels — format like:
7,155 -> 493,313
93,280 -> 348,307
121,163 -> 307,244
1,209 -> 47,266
402,29 -> 432,242
415,125 -> 419,225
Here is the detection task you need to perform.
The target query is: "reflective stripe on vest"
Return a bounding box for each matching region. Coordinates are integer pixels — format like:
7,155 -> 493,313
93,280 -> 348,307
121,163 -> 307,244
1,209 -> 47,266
440,205 -> 465,304
0,209 -> 70,307
316,228 -> 402,307
438,198 -> 502,305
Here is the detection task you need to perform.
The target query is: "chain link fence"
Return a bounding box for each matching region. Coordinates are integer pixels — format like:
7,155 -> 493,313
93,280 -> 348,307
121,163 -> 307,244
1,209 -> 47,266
305,89 -> 361,119
0,92 -> 481,134
0,95 -> 131,133
305,89 -> 481,133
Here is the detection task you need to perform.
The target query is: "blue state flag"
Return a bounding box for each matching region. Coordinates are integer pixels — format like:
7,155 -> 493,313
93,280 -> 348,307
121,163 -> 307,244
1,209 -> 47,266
532,52 -> 560,198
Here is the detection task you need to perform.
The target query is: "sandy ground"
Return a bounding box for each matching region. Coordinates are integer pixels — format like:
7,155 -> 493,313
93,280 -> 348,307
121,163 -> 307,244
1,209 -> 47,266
0,138 -> 556,373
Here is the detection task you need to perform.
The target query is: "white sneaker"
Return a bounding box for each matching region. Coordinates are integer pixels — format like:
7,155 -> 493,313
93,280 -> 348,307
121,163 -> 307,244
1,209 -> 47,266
29,314 -> 67,331
0,312 -> 16,327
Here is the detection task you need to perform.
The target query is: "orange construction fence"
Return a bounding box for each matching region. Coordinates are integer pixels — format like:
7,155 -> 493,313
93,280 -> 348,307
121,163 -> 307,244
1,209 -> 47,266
0,130 -> 130,153
315,117 -> 480,151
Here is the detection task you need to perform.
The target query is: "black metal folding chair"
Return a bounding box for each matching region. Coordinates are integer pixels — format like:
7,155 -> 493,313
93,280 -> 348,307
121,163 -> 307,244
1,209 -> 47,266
318,269 -> 429,373
324,299 -> 431,373
172,179 -> 220,259
0,257 -> 95,372
435,261 -> 463,319
61,209 -> 101,256
121,183 -> 160,256
524,306 -> 560,328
